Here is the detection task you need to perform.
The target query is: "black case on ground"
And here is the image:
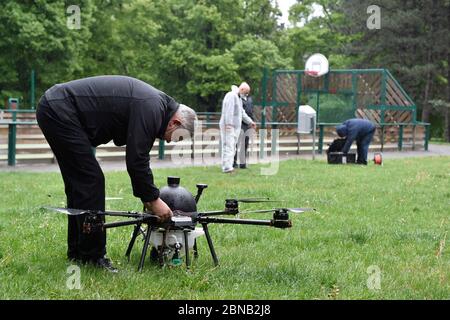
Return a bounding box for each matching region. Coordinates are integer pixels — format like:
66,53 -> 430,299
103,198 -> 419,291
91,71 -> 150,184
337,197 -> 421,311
327,152 -> 356,164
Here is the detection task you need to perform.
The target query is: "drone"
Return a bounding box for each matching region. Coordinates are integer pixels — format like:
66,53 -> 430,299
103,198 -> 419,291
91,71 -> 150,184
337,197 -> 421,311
43,176 -> 314,271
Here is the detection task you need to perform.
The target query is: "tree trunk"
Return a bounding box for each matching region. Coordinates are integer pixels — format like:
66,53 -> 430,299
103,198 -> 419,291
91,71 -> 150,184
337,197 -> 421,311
446,4 -> 450,142
421,0 -> 436,123
421,49 -> 433,123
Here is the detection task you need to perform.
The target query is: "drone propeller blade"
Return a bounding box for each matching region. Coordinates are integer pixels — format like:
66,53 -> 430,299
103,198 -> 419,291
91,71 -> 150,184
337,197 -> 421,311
41,207 -> 88,216
239,209 -> 275,214
238,208 -> 316,215
286,208 -> 315,214
105,197 -> 123,201
237,198 -> 280,203
42,206 -> 158,220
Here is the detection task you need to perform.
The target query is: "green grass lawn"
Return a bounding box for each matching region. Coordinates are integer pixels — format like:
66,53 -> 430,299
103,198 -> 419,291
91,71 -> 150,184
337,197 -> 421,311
0,157 -> 449,299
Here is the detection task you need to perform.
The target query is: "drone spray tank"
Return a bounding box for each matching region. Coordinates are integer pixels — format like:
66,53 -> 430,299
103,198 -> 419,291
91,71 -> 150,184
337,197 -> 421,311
148,176 -> 205,266
159,176 -> 197,213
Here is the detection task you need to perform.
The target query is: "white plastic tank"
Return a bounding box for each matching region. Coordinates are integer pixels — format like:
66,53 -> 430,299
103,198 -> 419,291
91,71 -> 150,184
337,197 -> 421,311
297,105 -> 317,134
149,228 -> 205,250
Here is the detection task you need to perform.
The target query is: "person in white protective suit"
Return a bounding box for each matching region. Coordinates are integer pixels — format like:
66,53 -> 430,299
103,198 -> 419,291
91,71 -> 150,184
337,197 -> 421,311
219,82 -> 256,173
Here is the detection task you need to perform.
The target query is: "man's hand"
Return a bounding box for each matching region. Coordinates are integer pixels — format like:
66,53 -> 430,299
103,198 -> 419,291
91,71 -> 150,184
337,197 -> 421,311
250,122 -> 257,130
144,198 -> 173,221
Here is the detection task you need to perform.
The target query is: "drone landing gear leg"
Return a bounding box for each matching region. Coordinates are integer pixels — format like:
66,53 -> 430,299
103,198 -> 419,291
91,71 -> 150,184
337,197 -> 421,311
138,226 -> 152,272
183,229 -> 190,269
202,223 -> 219,267
125,222 -> 142,261
193,240 -> 198,259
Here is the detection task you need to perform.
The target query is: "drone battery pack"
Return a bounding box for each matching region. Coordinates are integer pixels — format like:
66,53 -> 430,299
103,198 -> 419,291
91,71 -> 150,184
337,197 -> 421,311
327,152 -> 356,165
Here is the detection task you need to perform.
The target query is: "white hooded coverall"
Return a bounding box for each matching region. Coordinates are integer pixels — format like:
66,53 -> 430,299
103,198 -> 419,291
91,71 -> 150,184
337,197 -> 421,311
219,86 -> 254,172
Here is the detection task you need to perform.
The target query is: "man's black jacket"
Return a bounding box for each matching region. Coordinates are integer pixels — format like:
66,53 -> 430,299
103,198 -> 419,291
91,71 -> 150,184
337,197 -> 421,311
241,96 -> 254,131
44,75 -> 179,202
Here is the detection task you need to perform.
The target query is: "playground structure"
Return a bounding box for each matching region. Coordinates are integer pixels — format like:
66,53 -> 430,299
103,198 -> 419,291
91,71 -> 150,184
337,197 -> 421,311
0,69 -> 430,166
253,68 -> 429,151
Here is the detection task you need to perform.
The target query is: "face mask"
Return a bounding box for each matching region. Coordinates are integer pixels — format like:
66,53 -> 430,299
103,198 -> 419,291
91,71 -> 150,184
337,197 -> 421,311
240,93 -> 248,100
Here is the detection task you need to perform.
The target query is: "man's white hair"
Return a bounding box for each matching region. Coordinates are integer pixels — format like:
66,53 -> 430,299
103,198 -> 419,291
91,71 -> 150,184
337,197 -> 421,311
239,82 -> 250,91
177,104 -> 197,137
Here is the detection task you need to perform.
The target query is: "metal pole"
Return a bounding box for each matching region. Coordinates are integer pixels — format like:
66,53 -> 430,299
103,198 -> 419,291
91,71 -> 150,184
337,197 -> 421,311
312,117 -> 316,160
30,69 -> 36,110
319,125 -> 324,154
381,70 -> 387,124
158,139 -> 165,160
8,123 -> 17,166
271,125 -> 277,157
316,92 -> 320,124
398,125 -> 404,151
8,98 -> 18,122
260,68 -> 268,160
272,72 -> 277,129
352,71 -> 358,114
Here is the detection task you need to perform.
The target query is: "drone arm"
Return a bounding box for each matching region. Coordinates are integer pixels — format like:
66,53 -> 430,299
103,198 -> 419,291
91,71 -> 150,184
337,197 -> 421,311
197,210 -> 238,216
196,217 -> 291,229
103,218 -> 145,229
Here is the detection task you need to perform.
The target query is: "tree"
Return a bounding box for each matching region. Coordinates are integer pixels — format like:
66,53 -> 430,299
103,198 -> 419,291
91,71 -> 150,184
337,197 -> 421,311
0,0 -> 96,106
277,0 -> 352,70
140,0 -> 288,111
335,0 -> 450,140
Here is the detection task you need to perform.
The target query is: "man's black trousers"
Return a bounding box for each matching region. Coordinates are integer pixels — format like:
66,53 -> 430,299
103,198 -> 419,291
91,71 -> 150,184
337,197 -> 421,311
36,96 -> 106,261
234,131 -> 250,167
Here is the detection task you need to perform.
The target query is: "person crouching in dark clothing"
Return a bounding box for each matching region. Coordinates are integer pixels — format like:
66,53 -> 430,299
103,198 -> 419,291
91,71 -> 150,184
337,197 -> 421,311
36,76 -> 197,272
335,119 -> 376,165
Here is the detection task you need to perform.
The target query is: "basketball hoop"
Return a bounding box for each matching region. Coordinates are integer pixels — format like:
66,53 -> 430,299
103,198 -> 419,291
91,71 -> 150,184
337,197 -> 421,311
305,53 -> 329,78
305,70 -> 319,77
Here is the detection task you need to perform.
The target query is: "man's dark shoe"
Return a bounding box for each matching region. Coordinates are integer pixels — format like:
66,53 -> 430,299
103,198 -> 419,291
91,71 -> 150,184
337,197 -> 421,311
94,257 -> 118,273
239,164 -> 247,169
233,163 -> 238,168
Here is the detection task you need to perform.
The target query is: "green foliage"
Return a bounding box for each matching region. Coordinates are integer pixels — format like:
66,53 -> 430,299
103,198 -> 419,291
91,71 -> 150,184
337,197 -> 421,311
335,0 -> 450,140
0,0 -> 448,137
0,0 -> 96,105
